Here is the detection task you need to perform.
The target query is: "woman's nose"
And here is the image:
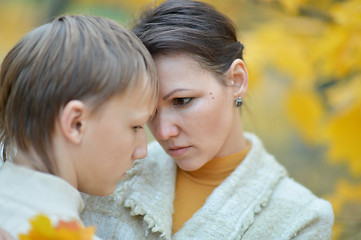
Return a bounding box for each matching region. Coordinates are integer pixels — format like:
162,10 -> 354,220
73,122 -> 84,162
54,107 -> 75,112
149,110 -> 179,141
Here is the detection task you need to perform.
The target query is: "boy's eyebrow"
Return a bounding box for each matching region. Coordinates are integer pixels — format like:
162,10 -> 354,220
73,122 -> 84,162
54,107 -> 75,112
163,88 -> 190,101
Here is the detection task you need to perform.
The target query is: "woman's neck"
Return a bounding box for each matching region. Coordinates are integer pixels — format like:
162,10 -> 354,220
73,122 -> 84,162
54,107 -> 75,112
213,110 -> 247,158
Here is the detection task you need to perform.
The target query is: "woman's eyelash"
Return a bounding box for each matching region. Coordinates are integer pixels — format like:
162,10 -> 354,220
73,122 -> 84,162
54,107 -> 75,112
172,97 -> 193,106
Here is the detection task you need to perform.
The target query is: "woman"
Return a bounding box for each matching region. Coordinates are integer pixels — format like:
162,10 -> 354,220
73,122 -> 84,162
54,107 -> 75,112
81,1 -> 334,239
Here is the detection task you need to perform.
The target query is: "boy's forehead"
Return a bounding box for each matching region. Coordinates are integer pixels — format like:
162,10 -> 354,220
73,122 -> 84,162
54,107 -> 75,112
121,96 -> 155,121
120,85 -> 157,108
125,77 -> 157,103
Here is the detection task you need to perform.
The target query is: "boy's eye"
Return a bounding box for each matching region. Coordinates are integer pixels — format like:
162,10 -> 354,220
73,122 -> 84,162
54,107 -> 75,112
172,97 -> 193,106
132,126 -> 144,132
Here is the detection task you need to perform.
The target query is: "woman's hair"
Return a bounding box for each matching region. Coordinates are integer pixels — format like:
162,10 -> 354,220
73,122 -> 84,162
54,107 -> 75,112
132,0 -> 244,80
0,15 -> 158,173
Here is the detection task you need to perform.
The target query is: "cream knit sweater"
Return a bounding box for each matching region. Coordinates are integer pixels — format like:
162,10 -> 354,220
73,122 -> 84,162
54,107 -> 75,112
0,162 -> 99,240
81,133 -> 334,240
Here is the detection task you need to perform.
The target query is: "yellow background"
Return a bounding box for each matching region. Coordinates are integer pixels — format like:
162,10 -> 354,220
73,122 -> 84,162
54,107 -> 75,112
1,0 -> 360,239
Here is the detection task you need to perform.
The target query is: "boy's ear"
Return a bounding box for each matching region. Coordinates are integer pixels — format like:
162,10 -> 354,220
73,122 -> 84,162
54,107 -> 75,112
59,100 -> 87,145
227,59 -> 249,99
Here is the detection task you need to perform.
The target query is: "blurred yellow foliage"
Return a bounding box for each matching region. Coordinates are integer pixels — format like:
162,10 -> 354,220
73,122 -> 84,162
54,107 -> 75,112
0,2 -> 40,60
244,0 -> 361,237
285,90 -> 326,144
0,0 -> 360,239
278,0 -> 305,14
327,103 -> 361,176
317,2 -> 361,79
327,180 -> 361,239
19,215 -> 95,240
245,0 -> 361,170
245,21 -> 320,88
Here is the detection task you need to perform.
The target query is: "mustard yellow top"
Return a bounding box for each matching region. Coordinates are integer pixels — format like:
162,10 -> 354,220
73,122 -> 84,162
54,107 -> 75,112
172,143 -> 251,233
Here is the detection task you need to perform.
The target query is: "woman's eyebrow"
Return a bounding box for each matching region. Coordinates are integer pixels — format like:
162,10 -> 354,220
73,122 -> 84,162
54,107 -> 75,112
163,88 -> 191,101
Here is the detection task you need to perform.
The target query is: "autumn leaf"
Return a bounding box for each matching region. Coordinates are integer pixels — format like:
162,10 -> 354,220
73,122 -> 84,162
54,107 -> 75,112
18,215 -> 55,240
18,215 -> 96,240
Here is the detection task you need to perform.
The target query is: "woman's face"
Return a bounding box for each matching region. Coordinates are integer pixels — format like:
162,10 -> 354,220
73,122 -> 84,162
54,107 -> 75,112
148,54 -> 245,171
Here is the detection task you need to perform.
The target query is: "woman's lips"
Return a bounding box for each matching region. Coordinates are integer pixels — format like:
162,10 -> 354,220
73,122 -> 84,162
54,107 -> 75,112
168,146 -> 190,157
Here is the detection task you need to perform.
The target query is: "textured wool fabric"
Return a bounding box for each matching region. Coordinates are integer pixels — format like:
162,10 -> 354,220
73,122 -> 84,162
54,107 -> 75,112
0,162 -> 95,239
81,133 -> 334,240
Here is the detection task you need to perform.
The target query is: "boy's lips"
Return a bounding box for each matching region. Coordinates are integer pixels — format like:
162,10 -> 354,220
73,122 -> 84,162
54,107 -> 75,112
168,146 -> 191,157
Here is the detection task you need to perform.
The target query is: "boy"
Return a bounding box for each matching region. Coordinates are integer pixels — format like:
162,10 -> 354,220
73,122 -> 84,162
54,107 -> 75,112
0,15 -> 157,238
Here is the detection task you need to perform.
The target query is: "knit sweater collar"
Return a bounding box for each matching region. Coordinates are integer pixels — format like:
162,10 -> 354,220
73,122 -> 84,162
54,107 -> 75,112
121,142 -> 177,240
122,132 -> 287,240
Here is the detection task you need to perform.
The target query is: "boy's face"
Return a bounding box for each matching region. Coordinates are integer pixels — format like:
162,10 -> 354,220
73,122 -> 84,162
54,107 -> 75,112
75,90 -> 154,196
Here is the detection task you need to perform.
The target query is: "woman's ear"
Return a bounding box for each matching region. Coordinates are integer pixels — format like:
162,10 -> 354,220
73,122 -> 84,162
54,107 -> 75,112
227,58 -> 249,99
58,100 -> 87,145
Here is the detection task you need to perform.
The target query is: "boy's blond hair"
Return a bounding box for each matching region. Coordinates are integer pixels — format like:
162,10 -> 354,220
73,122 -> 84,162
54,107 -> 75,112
0,15 -> 158,173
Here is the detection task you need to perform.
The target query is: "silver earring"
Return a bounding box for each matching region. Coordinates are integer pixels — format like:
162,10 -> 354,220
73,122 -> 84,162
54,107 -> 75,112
235,97 -> 243,107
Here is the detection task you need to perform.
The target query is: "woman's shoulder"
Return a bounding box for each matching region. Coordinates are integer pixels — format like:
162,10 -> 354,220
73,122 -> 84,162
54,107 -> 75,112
272,176 -> 333,216
239,175 -> 334,239
244,132 -> 332,211
242,133 -> 334,238
257,176 -> 334,239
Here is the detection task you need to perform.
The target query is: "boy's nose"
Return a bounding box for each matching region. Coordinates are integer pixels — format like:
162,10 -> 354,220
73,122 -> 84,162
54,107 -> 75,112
132,131 -> 148,160
133,145 -> 148,160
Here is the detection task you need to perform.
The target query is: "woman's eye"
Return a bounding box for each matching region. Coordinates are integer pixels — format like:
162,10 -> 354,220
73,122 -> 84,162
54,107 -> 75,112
173,97 -> 193,106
